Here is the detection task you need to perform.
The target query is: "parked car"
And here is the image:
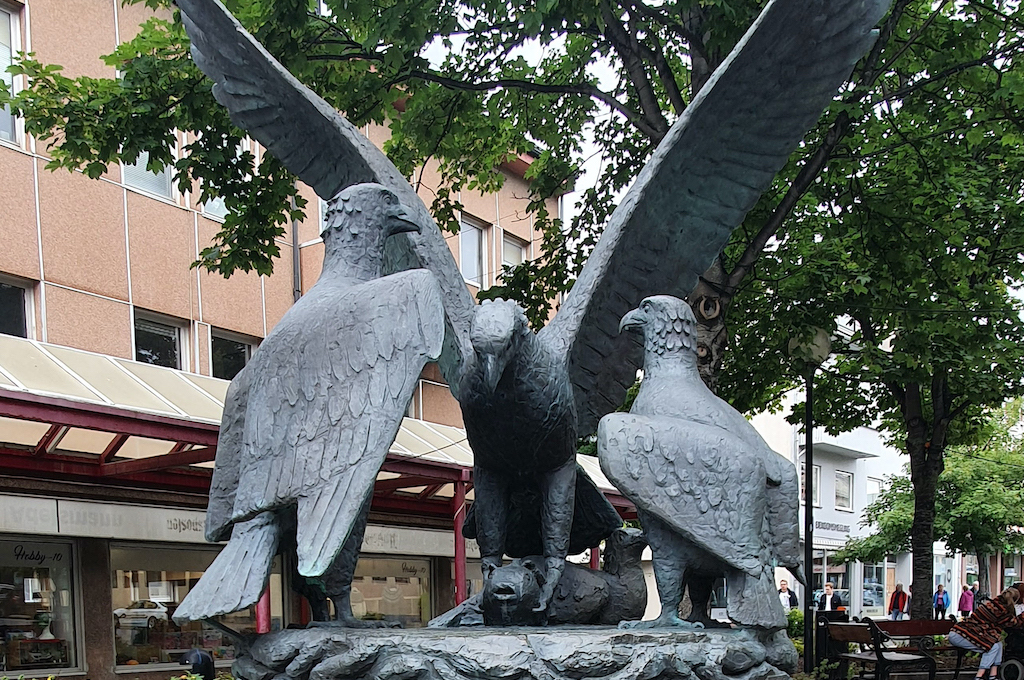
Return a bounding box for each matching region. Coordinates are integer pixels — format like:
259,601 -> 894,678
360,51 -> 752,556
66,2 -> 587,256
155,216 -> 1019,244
113,600 -> 168,628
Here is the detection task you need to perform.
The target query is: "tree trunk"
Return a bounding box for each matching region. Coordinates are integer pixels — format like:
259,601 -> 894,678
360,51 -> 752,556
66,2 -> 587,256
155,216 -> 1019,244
908,420 -> 942,619
690,259 -> 730,394
976,552 -> 991,601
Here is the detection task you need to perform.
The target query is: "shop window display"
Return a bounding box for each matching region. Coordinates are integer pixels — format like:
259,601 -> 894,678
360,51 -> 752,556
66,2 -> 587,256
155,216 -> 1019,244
0,539 -> 76,672
351,557 -> 431,627
111,545 -> 283,668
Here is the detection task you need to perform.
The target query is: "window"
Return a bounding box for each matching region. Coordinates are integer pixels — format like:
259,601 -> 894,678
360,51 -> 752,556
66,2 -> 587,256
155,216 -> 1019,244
0,539 -> 78,672
502,234 -> 526,268
0,7 -> 15,143
459,221 -> 484,287
212,332 -> 252,380
202,195 -> 228,220
866,477 -> 883,506
0,281 -> 27,337
799,462 -> 820,506
110,544 -> 283,667
352,557 -> 431,627
134,316 -> 182,369
835,470 -> 853,510
123,150 -> 173,198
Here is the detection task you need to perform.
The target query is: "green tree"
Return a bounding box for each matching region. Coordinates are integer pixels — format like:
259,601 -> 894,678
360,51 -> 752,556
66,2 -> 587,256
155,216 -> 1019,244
838,400 -> 1024,606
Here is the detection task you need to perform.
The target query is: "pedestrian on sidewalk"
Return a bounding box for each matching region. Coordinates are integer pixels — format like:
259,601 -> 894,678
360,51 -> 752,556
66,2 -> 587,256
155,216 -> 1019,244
935,584 -> 951,619
889,583 -> 909,621
960,585 -> 975,619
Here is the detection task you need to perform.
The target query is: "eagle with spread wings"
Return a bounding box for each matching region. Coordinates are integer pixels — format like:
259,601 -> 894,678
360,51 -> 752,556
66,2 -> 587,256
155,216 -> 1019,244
174,0 -> 887,619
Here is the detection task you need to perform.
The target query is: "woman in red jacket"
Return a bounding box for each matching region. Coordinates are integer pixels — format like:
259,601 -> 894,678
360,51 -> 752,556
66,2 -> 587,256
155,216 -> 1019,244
949,587 -> 1022,679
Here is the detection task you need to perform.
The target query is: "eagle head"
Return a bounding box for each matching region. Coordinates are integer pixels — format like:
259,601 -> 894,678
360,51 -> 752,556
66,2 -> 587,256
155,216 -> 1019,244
618,295 -> 697,356
470,298 -> 529,393
320,183 -> 422,271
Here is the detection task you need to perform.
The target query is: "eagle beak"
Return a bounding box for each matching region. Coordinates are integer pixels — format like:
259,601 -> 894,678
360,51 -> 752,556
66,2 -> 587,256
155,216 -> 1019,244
619,308 -> 644,334
387,203 -> 423,236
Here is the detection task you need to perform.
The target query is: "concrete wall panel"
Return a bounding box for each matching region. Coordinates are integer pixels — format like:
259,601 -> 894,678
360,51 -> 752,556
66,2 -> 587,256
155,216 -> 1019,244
420,381 -> 463,428
299,242 -> 324,295
0,148 -> 41,280
126,192 -> 195,320
43,283 -> 132,358
29,0 -> 116,79
196,218 -> 264,337
37,166 -> 129,300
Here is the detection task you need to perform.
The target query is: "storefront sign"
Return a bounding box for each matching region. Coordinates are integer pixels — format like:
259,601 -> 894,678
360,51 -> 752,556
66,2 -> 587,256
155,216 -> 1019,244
815,520 -> 851,533
0,539 -> 69,566
0,495 -> 59,534
57,500 -> 207,542
361,524 -> 480,559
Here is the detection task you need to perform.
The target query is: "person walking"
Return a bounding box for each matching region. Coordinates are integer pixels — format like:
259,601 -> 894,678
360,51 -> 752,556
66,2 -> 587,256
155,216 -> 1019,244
960,585 -> 975,619
778,579 -> 798,611
949,587 -> 1023,680
818,582 -> 843,611
889,583 -> 909,620
935,584 -> 951,619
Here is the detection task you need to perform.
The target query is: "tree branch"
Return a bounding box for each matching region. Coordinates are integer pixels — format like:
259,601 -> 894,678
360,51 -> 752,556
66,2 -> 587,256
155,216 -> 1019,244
600,0 -> 669,140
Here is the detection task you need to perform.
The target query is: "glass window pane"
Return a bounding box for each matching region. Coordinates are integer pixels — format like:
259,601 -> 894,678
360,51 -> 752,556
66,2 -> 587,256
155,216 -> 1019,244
0,282 -> 26,337
202,195 -> 228,220
460,223 -> 482,286
352,557 -> 431,628
212,335 -> 249,380
123,150 -> 173,198
799,462 -> 821,506
0,9 -> 14,142
0,539 -> 77,672
134,318 -> 180,369
835,471 -> 852,510
502,236 -> 524,267
110,545 -> 283,667
866,477 -> 882,505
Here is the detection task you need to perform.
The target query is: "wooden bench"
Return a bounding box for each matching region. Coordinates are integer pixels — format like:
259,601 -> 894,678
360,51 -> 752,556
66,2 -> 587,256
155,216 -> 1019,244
827,621 -> 936,680
871,618 -> 970,680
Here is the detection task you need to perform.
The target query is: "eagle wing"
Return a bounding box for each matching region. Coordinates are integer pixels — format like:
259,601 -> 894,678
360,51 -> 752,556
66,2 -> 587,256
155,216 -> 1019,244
598,413 -> 767,577
542,0 -> 889,435
176,0 -> 473,390
204,363 -> 252,542
229,269 -> 445,576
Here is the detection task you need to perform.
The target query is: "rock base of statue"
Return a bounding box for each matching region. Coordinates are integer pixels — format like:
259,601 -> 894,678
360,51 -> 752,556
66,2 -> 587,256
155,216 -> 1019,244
230,626 -> 797,680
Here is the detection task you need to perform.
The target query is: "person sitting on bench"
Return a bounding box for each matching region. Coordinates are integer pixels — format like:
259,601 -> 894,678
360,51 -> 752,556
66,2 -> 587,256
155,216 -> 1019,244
949,587 -> 1023,680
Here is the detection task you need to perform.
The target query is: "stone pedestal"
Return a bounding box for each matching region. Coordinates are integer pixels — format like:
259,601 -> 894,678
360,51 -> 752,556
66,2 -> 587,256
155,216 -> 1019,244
231,626 -> 796,680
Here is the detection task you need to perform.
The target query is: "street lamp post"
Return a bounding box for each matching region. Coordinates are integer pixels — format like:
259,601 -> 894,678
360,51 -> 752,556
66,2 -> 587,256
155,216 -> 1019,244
789,328 -> 831,674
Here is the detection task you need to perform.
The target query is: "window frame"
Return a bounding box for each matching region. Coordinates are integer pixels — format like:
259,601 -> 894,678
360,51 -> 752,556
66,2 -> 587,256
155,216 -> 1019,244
0,534 -> 85,675
0,274 -> 32,338
866,476 -> 883,506
133,311 -> 187,370
210,328 -> 256,380
459,218 -> 486,288
122,145 -> 176,201
835,470 -> 854,511
0,3 -> 23,146
800,462 -> 821,508
501,233 -> 527,268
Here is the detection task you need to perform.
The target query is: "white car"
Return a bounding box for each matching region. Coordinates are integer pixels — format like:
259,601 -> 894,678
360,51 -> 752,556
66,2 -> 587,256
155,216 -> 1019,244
113,600 -> 168,628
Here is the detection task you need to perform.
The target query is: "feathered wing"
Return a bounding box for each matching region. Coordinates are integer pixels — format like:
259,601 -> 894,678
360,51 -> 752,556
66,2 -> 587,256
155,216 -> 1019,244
598,413 -> 766,578
230,269 -> 445,576
543,0 -> 890,435
205,364 -> 251,542
175,0 -> 473,389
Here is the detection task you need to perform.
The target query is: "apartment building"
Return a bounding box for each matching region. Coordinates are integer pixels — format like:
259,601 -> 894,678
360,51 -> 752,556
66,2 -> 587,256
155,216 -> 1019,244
0,2 -> 619,678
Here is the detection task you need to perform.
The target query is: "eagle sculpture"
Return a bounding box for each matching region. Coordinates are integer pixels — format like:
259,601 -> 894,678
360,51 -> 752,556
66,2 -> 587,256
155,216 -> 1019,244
175,0 -> 887,619
599,296 -> 801,630
173,184 -> 444,625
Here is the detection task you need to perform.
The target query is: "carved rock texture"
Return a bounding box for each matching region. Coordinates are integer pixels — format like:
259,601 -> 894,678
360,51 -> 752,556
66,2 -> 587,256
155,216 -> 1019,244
233,627 -> 794,680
